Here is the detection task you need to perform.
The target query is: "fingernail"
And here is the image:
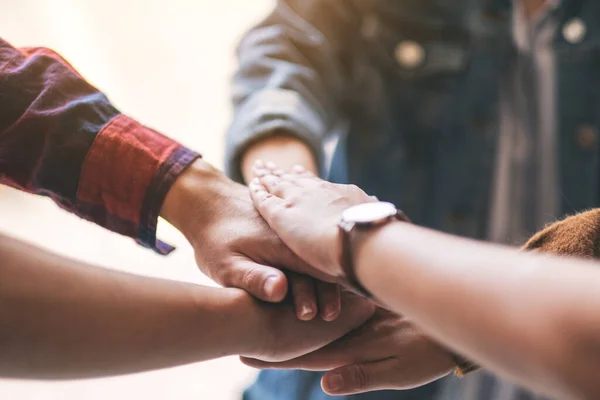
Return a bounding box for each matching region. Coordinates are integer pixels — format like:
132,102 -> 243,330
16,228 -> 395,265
263,276 -> 279,298
265,161 -> 277,170
326,373 -> 344,392
298,303 -> 315,319
322,305 -> 339,321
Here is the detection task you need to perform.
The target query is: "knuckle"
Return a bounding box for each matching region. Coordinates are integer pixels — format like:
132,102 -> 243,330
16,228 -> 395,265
282,199 -> 295,209
317,180 -> 332,190
242,266 -> 263,291
347,365 -> 370,390
258,193 -> 275,208
268,204 -> 288,223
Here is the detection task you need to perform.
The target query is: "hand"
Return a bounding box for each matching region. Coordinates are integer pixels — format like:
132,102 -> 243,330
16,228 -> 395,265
249,161 -> 374,280
242,308 -> 454,395
243,291 -> 376,363
161,159 -> 340,321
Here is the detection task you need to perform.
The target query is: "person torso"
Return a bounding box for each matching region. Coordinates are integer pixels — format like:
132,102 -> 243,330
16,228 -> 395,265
329,0 -> 600,245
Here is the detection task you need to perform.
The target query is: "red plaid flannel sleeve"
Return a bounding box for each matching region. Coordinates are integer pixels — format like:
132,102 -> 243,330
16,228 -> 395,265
0,38 -> 200,253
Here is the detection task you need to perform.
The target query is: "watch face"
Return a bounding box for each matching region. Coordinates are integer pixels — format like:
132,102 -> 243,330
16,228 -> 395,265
342,202 -> 397,224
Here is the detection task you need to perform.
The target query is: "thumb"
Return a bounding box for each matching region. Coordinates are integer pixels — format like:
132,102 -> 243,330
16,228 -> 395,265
321,359 -> 402,395
223,258 -> 288,302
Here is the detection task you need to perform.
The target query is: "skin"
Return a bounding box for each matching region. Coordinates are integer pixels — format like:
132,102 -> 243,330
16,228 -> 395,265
242,308 -> 454,395
247,162 -> 600,400
241,134 -> 318,183
0,233 -> 374,379
241,137 -> 336,320
162,158 -> 340,321
234,0 -> 548,323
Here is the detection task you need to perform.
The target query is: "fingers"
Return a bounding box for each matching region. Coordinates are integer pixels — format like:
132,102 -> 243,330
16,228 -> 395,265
253,161 -> 319,198
240,338 -> 346,370
245,291 -> 375,363
321,358 -> 401,395
258,174 -> 298,199
253,160 -> 314,177
248,178 -> 286,224
317,281 -> 341,321
241,295 -> 377,370
291,164 -> 316,177
289,273 -> 317,321
222,259 -> 288,303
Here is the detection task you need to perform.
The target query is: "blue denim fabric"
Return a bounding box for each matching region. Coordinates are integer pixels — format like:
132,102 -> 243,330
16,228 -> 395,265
244,370 -> 440,400
226,1 -> 600,399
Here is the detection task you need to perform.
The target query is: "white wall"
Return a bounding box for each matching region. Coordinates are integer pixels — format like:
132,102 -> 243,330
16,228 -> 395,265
0,1 -> 274,398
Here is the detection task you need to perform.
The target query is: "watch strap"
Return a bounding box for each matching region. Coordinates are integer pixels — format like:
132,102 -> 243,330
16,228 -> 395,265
338,209 -> 410,298
450,352 -> 481,377
339,222 -> 374,298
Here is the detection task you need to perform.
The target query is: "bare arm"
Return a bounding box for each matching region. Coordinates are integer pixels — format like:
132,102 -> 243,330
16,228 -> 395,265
0,233 -> 372,380
356,222 -> 600,399
248,167 -> 600,399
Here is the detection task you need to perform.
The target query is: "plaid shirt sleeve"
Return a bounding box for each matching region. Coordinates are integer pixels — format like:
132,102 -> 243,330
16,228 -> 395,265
0,38 -> 200,254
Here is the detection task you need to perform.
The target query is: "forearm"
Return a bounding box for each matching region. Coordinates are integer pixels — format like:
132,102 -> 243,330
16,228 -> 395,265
0,234 -> 259,379
355,222 -> 600,398
225,1 -> 357,182
241,134 -> 318,183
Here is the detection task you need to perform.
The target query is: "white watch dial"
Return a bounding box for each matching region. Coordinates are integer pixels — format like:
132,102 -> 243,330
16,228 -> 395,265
342,202 -> 397,224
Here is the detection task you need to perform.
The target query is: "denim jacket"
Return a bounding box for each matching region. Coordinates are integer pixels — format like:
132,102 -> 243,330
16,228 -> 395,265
226,1 -> 600,399
226,0 -> 600,237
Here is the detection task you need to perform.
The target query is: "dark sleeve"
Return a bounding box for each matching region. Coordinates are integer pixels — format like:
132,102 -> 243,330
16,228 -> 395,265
224,0 -> 360,182
0,38 -> 199,254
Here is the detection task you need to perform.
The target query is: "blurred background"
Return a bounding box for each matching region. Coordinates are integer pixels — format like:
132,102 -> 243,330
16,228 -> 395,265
0,0 -> 274,398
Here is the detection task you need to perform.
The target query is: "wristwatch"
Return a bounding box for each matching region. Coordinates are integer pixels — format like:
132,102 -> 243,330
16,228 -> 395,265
338,201 -> 480,377
338,201 -> 410,298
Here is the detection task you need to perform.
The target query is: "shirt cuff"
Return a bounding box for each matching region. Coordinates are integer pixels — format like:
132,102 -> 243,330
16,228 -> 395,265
76,114 -> 200,254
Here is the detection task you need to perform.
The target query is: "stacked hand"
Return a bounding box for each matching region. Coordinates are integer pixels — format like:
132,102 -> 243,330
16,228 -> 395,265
249,160 -> 373,278
164,159 -> 454,395
244,161 -> 454,394
240,290 -> 376,363
161,159 -> 341,321
243,308 -> 453,394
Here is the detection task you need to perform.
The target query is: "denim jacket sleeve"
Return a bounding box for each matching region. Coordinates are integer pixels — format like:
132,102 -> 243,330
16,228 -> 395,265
224,0 -> 359,182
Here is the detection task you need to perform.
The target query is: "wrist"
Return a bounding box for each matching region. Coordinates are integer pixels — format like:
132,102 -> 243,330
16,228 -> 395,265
241,133 -> 318,183
338,203 -> 409,296
187,286 -> 261,358
223,289 -> 269,357
160,158 -> 233,242
353,221 -> 406,291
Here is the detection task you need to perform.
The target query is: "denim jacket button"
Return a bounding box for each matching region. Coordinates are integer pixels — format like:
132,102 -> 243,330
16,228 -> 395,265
562,18 -> 587,44
394,40 -> 426,69
576,125 -> 598,150
361,15 -> 379,39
